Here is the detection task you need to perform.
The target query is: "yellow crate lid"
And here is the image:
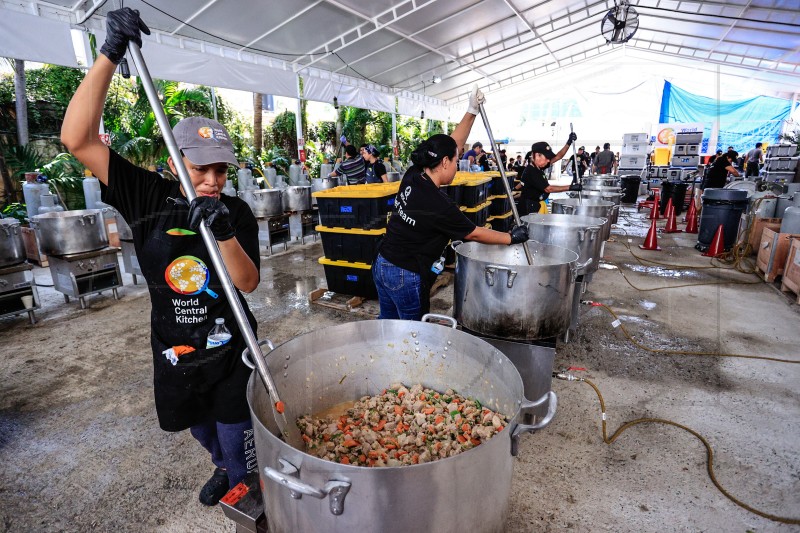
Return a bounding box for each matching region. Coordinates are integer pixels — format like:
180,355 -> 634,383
461,200 -> 492,213
315,225 -> 386,236
487,194 -> 509,201
318,256 -> 372,270
313,183 -> 399,198
487,210 -> 514,221
483,223 -> 492,229
452,175 -> 491,186
455,171 -> 517,179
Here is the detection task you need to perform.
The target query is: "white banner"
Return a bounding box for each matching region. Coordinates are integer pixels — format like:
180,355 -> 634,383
0,8 -> 78,67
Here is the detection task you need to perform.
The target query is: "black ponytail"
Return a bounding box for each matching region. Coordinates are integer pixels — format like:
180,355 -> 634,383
409,134 -> 457,172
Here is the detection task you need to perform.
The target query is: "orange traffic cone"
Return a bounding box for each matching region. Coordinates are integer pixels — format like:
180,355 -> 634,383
663,201 -> 682,233
639,218 -> 661,250
649,192 -> 661,220
702,224 -> 725,257
684,200 -> 699,233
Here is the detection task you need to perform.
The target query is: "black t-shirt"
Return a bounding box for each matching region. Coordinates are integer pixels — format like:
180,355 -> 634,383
379,169 -> 476,274
704,157 -> 731,189
101,150 -> 259,273
518,164 -> 549,200
366,160 -> 388,183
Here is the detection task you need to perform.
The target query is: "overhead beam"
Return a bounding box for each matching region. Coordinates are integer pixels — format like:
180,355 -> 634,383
238,0 -> 325,52
168,0 -> 220,35
502,0 -> 561,68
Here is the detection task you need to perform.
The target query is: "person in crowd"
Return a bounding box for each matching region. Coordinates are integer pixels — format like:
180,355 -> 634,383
515,141 -> 582,216
745,142 -> 764,178
591,146 -> 601,168
703,150 -> 740,189
512,154 -> 525,173
60,7 -> 259,507
477,150 -> 490,171
708,149 -> 723,166
461,142 -> 484,167
594,143 -> 615,174
563,145 -> 589,179
364,145 -> 388,183
373,87 -> 529,321
329,143 -> 366,185
498,149 -> 508,170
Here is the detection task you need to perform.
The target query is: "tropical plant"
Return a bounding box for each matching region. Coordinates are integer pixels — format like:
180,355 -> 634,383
40,153 -> 86,210
1,202 -> 27,223
1,141 -> 44,179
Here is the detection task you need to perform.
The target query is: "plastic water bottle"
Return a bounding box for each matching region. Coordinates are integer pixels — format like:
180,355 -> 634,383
431,255 -> 445,275
206,318 -> 232,348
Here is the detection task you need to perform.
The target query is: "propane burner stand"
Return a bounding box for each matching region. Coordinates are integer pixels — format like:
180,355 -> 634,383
47,247 -> 122,309
257,215 -> 290,256
460,325 -> 556,422
120,239 -> 142,284
0,262 -> 40,324
288,208 -> 319,244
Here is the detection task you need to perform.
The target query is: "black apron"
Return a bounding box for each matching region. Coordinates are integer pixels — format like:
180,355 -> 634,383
139,200 -> 257,432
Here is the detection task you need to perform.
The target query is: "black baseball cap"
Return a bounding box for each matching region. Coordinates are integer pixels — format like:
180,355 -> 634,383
530,141 -> 556,159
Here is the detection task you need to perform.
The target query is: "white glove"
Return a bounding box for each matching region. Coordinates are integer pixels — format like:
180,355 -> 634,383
466,84 -> 485,115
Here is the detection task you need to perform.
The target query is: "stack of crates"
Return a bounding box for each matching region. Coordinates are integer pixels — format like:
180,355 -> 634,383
313,183 -> 400,298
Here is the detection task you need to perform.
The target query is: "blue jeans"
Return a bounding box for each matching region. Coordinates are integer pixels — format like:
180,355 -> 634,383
372,254 -> 423,320
190,418 -> 256,487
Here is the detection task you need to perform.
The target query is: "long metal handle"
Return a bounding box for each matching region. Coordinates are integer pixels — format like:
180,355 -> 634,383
477,103 -> 532,265
263,461 -> 351,515
127,43 -> 288,435
569,123 -> 581,205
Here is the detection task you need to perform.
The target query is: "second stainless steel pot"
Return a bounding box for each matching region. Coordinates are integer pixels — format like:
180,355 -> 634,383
567,189 -> 622,222
250,189 -> 284,217
551,198 -> 617,241
31,209 -> 108,256
0,218 -> 25,267
454,241 -> 579,340
521,214 -> 604,275
311,177 -> 339,206
282,186 -> 312,212
247,318 -> 556,533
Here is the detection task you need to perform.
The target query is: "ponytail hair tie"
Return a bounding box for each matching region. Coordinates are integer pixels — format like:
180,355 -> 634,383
427,150 -> 437,157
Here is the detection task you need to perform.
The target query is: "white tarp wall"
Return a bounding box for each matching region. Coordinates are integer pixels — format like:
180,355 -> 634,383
0,8 -> 78,67
396,91 -> 449,122
302,68 -> 395,113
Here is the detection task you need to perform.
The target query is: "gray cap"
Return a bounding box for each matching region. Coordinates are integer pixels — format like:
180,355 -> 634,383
172,116 -> 238,166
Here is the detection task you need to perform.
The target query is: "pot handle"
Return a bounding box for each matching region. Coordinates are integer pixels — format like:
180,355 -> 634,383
263,459 -> 351,515
576,258 -> 593,271
81,214 -> 97,226
562,205 -> 575,214
510,391 -> 558,456
450,240 -> 463,250
587,226 -> 601,241
485,264 -> 518,288
241,338 -> 275,369
421,314 -> 458,329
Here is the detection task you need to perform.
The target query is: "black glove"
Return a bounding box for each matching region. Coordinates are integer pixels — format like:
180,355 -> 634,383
509,225 -> 529,245
180,196 -> 236,241
569,183 -> 582,192
100,8 -> 150,65
566,132 -> 578,146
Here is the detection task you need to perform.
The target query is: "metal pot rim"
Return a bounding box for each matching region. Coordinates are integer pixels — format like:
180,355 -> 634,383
522,214 -> 606,227
453,240 -> 579,266
32,209 -> 103,220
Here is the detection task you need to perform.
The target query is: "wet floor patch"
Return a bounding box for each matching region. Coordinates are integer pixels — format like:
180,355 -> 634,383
624,264 -> 703,279
639,300 -> 657,310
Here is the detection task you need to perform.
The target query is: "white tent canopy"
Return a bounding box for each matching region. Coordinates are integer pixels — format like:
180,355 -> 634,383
0,0 -> 798,126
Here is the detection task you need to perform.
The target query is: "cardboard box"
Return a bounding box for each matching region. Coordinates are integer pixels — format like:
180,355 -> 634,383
756,228 -> 800,282
779,238 -> 800,303
20,226 -> 47,266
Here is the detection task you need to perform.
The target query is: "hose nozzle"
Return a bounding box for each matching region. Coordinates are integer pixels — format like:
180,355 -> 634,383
553,372 -> 584,382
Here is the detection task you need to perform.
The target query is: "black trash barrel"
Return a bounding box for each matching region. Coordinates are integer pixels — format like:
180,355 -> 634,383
697,189 -> 749,251
619,175 -> 641,204
659,181 -> 689,215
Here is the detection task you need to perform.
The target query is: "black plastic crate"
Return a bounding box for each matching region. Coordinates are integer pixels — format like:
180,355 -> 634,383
489,194 -> 511,216
317,226 -> 384,264
459,178 -> 492,208
319,257 -> 377,298
488,211 -> 514,232
316,193 -> 395,229
440,183 -> 463,206
461,201 -> 490,227
490,174 -> 516,196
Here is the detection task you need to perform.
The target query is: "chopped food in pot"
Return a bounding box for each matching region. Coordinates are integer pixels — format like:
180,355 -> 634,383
296,383 -> 509,467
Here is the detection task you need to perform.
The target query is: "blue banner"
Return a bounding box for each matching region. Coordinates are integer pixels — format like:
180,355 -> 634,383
659,81 -> 795,153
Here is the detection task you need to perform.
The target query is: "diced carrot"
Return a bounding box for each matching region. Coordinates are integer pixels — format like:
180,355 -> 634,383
398,390 -> 405,398
422,407 -> 435,415
358,454 -> 366,463
470,438 -> 481,446
434,415 -> 444,425
497,425 -> 504,432
340,456 -> 350,464
434,442 -> 442,451
396,450 -> 408,457
385,437 -> 399,447
419,393 -> 426,401
275,401 -> 285,414
385,444 -> 396,450
461,423 -> 471,433
457,434 -> 467,443
342,439 -> 359,448
434,393 -> 440,399
394,405 -> 404,416
322,434 -> 330,442
381,452 -> 388,461
302,434 -> 312,443
412,454 -> 419,464
368,458 -> 376,467
374,419 -> 386,431
368,450 -> 380,458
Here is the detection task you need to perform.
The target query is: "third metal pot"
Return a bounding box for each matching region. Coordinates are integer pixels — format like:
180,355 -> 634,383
453,240 -> 579,340
582,175 -> 620,188
521,214 -> 604,275
250,189 -> 284,217
0,218 -> 25,267
31,209 -> 108,256
551,198 -> 616,240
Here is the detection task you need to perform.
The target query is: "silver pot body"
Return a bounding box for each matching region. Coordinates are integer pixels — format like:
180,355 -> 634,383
247,319 -> 556,533
31,209 -> 108,255
453,241 -> 578,340
282,186 -> 312,212
311,178 -> 339,206
250,189 -> 284,217
551,198 -> 616,240
0,218 -> 25,267
521,214 -> 604,275
567,191 -> 622,222
385,171 -> 401,182
582,175 -> 620,188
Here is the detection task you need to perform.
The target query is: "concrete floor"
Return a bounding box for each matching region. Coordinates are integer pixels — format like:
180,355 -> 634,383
1,206 -> 798,533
